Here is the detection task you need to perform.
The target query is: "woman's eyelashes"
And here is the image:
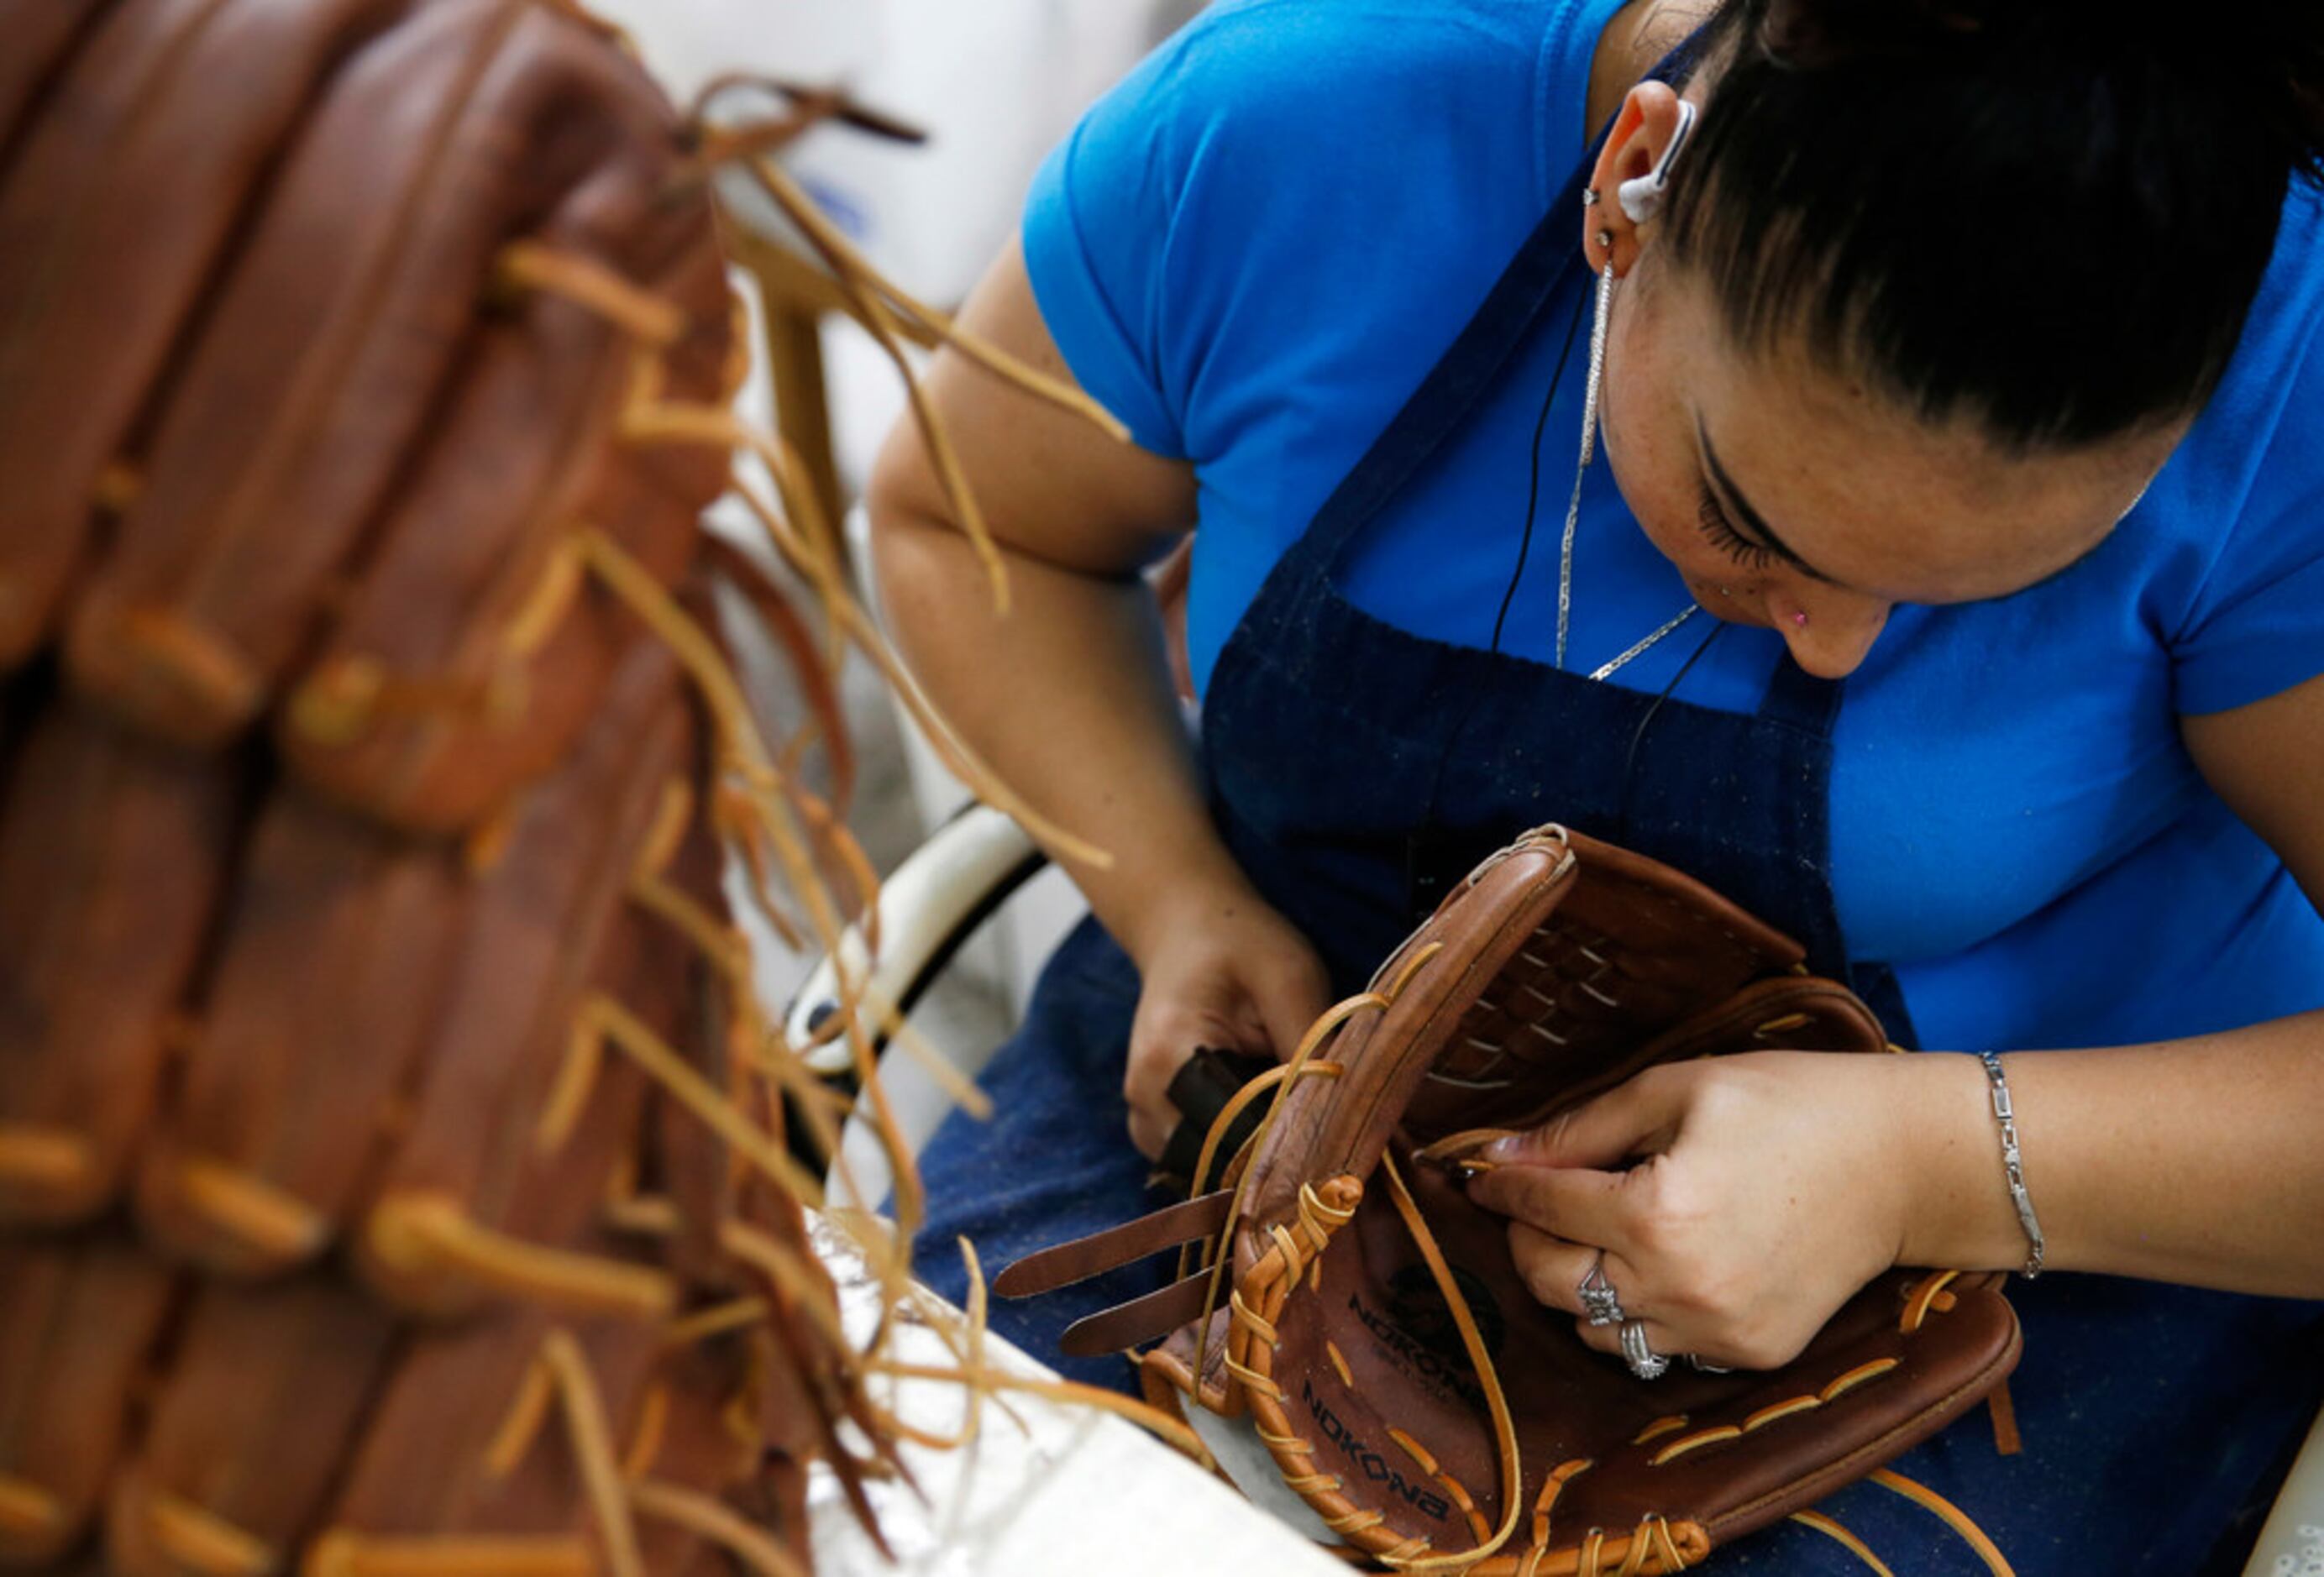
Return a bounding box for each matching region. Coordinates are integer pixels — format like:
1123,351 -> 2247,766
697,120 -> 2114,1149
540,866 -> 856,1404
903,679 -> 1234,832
1697,479 -> 1778,569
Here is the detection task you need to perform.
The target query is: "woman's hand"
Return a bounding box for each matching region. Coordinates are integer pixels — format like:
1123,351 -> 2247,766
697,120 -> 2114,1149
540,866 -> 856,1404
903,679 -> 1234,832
1120,890 -> 1331,1160
1464,1050 -> 1971,1370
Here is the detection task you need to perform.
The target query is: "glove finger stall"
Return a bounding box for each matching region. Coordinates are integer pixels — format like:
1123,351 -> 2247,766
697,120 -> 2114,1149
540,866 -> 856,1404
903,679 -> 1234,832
0,699 -> 240,1225
0,0 -> 414,668
0,1236 -> 175,1564
135,634 -> 686,1294
274,50 -> 732,836
61,0 -> 698,751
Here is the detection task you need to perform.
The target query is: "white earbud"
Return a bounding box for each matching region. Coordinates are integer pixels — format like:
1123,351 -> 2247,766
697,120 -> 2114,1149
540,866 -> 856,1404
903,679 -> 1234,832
1616,99 -> 1697,225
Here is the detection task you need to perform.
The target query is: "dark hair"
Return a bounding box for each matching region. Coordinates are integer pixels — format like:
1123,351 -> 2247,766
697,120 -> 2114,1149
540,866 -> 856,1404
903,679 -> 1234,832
1662,0 -> 2324,452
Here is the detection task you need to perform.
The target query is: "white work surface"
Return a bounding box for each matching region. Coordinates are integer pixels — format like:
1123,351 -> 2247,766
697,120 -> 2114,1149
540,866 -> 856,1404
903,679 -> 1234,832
804,1214 -> 1350,1577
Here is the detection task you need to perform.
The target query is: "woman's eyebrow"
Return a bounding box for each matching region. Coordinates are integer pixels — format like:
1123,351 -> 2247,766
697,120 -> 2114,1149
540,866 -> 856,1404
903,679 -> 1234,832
1696,417 -> 1844,587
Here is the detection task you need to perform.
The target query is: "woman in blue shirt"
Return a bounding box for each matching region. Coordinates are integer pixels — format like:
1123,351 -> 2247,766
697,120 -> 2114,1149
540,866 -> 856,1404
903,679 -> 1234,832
868,0 -> 2324,1568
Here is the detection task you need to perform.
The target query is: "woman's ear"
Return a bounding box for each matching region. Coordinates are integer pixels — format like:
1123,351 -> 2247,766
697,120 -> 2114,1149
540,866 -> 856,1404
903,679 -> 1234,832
1583,81 -> 1692,278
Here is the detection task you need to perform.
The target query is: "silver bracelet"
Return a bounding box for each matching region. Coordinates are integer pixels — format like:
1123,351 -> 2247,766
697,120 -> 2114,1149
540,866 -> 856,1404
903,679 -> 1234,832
1977,1051 -> 2044,1279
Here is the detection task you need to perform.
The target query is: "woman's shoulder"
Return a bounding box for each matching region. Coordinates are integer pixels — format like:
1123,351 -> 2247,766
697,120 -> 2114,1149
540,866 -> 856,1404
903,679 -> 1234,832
1028,0 -> 1634,460
1167,0 -> 1611,70
1114,0 -> 1629,175
2169,182 -> 2324,540
2106,183 -> 2324,713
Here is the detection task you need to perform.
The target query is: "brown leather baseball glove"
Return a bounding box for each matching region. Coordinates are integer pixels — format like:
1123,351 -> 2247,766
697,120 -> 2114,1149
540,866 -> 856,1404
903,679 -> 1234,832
0,3 -> 894,1571
999,826 -> 2022,1575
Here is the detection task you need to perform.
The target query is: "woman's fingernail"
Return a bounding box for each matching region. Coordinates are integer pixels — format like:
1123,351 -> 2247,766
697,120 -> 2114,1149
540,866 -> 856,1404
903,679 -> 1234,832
1479,1136 -> 1518,1162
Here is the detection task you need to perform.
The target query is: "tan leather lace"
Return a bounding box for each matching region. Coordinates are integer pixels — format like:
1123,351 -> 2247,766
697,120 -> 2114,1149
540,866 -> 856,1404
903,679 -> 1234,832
1375,1150 -> 1522,1571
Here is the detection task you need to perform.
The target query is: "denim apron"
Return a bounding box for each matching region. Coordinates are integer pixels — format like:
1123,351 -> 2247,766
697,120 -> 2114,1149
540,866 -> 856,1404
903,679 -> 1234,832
915,41 -> 2323,1572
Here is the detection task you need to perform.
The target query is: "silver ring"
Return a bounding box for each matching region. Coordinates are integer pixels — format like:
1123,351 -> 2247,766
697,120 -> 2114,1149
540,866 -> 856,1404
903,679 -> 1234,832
1620,1319 -> 1670,1381
1576,1256 -> 1625,1327
1685,1354 -> 1732,1375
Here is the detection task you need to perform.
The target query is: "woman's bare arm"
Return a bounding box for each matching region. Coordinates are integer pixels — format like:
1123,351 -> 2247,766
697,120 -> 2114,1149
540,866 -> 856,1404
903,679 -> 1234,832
1921,669 -> 2324,1294
866,239 -> 1329,1153
1950,669 -> 2324,1293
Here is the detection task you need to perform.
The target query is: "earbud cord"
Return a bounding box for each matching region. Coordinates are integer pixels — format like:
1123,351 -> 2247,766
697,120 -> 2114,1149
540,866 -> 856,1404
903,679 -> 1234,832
1610,615 -> 1724,847
1420,231 -> 1711,868
1413,285 -> 1592,852
1486,288 -> 1591,658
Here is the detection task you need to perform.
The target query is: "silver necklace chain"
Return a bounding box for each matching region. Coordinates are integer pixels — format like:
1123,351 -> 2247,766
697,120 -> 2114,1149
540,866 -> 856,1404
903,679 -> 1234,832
1587,603 -> 1698,682
1555,261 -> 1698,683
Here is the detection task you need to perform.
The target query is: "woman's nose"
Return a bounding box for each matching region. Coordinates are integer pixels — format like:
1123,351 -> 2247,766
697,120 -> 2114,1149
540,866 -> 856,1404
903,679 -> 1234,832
1775,586 -> 1891,679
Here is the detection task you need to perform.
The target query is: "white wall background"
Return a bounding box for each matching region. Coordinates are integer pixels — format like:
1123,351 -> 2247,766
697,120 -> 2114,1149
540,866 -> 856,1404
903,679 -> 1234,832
599,0 -> 1200,304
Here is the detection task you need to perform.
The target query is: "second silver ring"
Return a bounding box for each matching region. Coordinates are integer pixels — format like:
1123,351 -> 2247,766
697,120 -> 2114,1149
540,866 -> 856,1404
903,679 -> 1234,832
1620,1318 -> 1671,1381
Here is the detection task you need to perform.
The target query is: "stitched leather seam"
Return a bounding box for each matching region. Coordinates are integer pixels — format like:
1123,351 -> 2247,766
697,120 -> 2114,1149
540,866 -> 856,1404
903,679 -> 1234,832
1743,1396 -> 1822,1432
1388,1426 -> 1493,1546
1703,1303 -> 2022,1536
1649,1424 -> 1744,1467
1822,1359 -> 1901,1401
1645,1359 -> 1904,1471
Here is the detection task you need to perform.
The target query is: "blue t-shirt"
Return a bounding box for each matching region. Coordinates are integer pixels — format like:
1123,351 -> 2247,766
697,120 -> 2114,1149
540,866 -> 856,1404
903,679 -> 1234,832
1022,0 -> 2324,1053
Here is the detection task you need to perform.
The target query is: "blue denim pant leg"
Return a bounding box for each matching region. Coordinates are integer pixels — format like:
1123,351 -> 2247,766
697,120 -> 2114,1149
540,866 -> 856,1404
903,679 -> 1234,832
1705,1276 -> 2324,1574
911,915 -> 1177,1396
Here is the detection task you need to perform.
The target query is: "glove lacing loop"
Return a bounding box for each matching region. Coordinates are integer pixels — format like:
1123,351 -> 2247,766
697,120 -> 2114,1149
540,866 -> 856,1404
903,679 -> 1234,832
1192,991 -> 1387,1384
